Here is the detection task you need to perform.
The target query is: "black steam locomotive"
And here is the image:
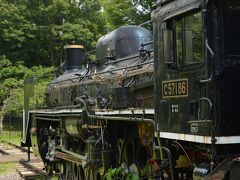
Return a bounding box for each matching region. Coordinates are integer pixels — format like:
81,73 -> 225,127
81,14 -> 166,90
22,0 -> 240,179
22,25 -> 155,179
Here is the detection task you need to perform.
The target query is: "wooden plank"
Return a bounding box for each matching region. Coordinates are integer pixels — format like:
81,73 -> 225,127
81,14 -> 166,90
20,171 -> 37,176
16,167 -> 28,171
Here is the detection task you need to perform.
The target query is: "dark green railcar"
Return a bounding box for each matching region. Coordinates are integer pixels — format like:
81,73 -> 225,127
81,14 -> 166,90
153,0 -> 240,179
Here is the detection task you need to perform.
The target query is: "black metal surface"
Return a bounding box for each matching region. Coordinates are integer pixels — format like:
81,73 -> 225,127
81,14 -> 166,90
64,45 -> 84,70
152,0 -> 202,19
204,159 -> 230,180
230,160 -> 240,180
193,163 -> 209,179
216,64 -> 240,136
112,87 -> 134,109
96,25 -> 152,62
210,0 -> 240,136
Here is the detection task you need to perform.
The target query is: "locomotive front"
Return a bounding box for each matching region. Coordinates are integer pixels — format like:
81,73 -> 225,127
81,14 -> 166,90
22,26 -> 156,179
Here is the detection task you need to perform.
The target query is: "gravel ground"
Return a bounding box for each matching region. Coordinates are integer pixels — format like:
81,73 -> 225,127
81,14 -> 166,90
0,173 -> 21,180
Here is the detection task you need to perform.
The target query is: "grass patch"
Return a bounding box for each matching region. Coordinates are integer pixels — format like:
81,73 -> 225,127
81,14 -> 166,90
0,162 -> 16,175
0,131 -> 21,146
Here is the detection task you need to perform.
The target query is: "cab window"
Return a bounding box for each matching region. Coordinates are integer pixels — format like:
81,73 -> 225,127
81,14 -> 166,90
175,12 -> 203,64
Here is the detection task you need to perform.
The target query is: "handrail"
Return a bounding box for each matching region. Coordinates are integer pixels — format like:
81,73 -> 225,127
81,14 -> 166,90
77,98 -> 155,125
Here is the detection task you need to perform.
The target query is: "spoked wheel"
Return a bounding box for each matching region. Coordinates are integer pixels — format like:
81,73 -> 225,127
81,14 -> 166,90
65,161 -> 74,180
37,125 -> 49,162
37,125 -> 54,176
57,162 -> 67,180
44,162 -> 54,176
78,165 -> 85,180
120,131 -> 150,176
64,161 -> 85,180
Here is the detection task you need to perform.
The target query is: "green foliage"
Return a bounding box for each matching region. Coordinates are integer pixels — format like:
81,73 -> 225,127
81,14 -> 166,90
100,0 -> 155,31
104,167 -> 125,180
22,0 -> 106,67
101,0 -> 136,30
0,162 -> 16,175
0,131 -> 21,145
3,88 -> 23,116
126,172 -> 139,180
103,166 -> 139,180
0,0 -> 106,67
0,1 -> 36,64
0,55 -> 55,116
0,55 -> 12,67
0,0 -> 154,67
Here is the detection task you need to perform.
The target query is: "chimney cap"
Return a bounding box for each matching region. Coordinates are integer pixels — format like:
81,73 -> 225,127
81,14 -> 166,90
64,45 -> 84,49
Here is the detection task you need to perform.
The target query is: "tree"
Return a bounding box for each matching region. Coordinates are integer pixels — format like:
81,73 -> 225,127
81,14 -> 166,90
100,0 -> 136,30
0,55 -> 55,116
133,0 -> 155,28
0,1 -> 36,64
0,0 -> 155,67
23,0 -> 106,67
100,0 -> 155,31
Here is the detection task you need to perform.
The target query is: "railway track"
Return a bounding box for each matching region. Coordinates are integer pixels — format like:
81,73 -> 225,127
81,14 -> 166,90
0,141 -> 27,163
16,159 -> 50,179
0,141 -> 51,179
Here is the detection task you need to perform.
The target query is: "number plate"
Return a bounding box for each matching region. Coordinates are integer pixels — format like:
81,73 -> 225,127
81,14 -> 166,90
162,79 -> 188,98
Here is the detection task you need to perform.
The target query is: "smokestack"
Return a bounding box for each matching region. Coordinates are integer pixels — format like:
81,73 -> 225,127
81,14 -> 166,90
64,45 -> 84,71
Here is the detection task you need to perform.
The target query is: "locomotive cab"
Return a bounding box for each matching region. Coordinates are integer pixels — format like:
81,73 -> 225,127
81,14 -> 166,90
153,0 -> 240,179
153,0 -> 240,143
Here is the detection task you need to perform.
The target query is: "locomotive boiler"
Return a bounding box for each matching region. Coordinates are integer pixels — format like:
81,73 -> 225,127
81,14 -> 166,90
22,25 -> 156,179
